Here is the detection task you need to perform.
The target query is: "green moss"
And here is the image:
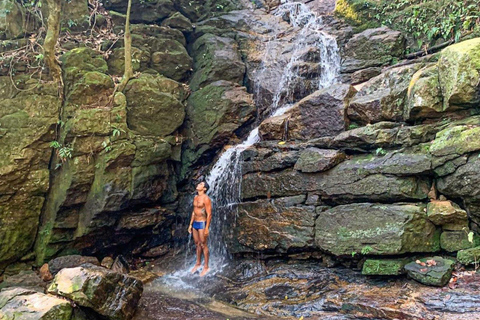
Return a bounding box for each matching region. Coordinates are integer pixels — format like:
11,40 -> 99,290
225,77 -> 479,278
362,258 -> 409,275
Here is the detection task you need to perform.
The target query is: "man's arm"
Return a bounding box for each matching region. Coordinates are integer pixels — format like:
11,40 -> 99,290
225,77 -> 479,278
205,196 -> 212,235
188,210 -> 195,233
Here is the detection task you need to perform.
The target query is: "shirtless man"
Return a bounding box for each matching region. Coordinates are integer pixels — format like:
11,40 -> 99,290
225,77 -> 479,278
188,181 -> 212,277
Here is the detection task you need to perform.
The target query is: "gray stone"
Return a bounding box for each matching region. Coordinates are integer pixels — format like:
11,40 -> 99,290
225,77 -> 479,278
294,148 -> 345,173
404,257 -> 454,287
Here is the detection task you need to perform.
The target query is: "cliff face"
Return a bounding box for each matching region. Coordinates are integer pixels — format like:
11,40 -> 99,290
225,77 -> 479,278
1,0 -> 480,277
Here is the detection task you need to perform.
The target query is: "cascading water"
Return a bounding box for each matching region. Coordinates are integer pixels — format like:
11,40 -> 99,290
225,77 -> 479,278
190,0 -> 341,274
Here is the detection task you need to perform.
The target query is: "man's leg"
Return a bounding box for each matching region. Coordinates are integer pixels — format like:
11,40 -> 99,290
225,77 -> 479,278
198,229 -> 210,277
191,228 -> 202,273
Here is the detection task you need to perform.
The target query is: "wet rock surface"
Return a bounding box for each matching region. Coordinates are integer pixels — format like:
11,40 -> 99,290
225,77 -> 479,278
143,257 -> 480,320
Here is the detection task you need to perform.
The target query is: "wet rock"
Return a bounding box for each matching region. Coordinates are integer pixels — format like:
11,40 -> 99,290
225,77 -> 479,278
112,255 -> 130,274
438,38 -> 480,110
404,256 -> 454,287
161,12 -> 193,33
406,65 -> 444,120
231,197 -> 315,253
342,27 -> 406,73
190,34 -> 245,91
426,200 -> 468,226
315,203 -> 440,256
294,148 -> 345,173
260,84 -> 356,141
457,246 -> 480,265
141,245 -> 170,258
48,255 -> 100,276
48,264 -> 143,320
361,258 -> 409,276
0,287 -> 73,319
421,290 -> 480,314
347,64 -> 420,124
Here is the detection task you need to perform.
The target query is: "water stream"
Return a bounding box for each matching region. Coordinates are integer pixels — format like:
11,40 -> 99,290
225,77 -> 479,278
199,1 -> 341,274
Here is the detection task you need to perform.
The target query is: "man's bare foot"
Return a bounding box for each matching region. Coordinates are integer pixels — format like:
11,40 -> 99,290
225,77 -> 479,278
200,267 -> 210,277
191,264 -> 201,274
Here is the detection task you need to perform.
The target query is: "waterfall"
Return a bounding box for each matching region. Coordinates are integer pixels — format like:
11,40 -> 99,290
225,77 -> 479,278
199,1 -> 341,273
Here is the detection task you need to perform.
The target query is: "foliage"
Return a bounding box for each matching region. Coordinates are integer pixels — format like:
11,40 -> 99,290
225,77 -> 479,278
50,141 -> 73,162
361,245 -> 373,255
336,0 -> 480,49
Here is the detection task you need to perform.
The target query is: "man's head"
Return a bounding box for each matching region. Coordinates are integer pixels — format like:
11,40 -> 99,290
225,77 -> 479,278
196,181 -> 209,193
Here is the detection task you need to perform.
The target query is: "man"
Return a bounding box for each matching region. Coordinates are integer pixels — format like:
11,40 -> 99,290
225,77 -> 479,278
188,181 -> 212,277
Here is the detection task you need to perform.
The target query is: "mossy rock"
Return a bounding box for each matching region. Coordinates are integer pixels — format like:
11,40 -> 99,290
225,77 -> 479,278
438,38 -> 480,110
125,75 -> 185,136
161,12 -> 193,33
440,230 -> 479,252
150,39 -> 192,82
362,258 -> 409,276
315,203 -> 440,256
406,65 -> 444,120
404,256 -> 454,287
457,246 -> 480,265
430,125 -> 480,158
107,47 -> 150,76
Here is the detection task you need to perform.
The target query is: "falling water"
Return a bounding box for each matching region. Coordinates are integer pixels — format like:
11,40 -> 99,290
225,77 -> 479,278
188,0 -> 341,273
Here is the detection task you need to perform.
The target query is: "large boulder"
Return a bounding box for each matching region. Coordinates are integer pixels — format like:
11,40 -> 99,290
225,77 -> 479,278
185,80 -> 255,151
230,196 -> 316,253
189,33 -> 245,91
347,64 -> 420,124
457,246 -> 480,265
438,38 -> 480,110
125,74 -> 186,136
259,84 -> 356,140
48,264 -> 143,320
315,203 -> 440,256
149,39 -> 193,81
0,287 -> 73,320
0,0 -> 35,39
342,27 -> 406,73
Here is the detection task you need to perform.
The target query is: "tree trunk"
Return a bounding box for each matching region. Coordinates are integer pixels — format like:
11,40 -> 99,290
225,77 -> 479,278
44,0 -> 63,95
117,0 -> 133,92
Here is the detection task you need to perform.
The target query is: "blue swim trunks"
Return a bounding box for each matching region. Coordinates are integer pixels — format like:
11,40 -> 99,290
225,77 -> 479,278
192,221 -> 206,230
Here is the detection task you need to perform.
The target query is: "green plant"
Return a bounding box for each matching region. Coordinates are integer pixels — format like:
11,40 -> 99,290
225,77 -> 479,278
375,147 -> 387,156
361,245 -> 373,255
351,251 -> 357,257
102,140 -> 112,152
50,140 -> 61,149
58,145 -> 73,161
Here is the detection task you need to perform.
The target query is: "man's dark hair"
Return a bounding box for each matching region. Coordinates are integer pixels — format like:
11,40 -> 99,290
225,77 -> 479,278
203,181 -> 210,191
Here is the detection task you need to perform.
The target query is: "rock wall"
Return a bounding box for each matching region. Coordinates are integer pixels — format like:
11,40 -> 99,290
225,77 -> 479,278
230,36 -> 480,271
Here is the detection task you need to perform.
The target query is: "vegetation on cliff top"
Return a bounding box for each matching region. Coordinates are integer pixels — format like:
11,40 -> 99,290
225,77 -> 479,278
335,0 -> 480,50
